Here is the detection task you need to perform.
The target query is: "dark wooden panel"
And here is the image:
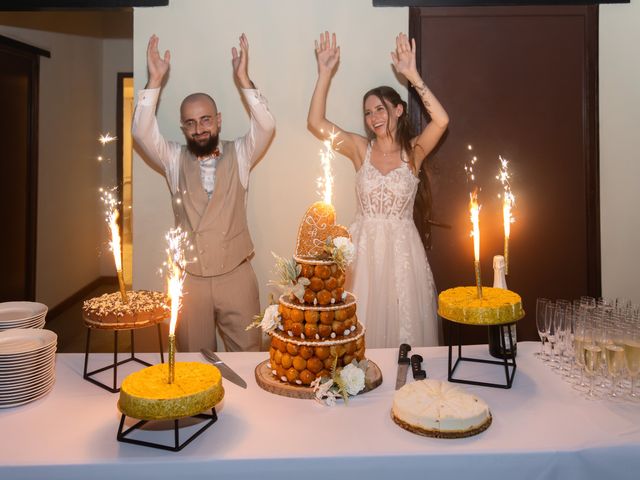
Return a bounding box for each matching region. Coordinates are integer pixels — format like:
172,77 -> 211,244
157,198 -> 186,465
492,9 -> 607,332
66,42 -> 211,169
375,1 -> 627,6
410,5 -> 600,343
0,40 -> 39,301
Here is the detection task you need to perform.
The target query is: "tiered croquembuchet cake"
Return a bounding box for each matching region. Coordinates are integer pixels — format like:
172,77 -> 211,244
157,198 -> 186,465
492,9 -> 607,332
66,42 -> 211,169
267,202 -> 366,387
438,286 -> 524,326
82,290 -> 170,330
118,362 -> 224,421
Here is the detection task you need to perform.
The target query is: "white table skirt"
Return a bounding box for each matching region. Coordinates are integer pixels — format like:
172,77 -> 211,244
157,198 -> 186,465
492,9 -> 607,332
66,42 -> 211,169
1,342 -> 639,480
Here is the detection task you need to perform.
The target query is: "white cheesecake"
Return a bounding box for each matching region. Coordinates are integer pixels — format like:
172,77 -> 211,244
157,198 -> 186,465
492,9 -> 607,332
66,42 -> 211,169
392,379 -> 491,438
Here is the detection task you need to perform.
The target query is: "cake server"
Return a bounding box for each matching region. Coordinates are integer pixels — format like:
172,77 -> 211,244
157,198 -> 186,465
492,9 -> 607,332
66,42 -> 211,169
411,354 -> 427,380
395,343 -> 412,390
200,348 -> 247,389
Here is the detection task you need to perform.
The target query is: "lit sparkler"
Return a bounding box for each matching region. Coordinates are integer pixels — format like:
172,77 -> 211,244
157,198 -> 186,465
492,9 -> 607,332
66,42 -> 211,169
465,145 -> 482,298
163,227 -> 189,384
100,188 -> 127,303
316,129 -> 340,205
496,155 -> 515,275
469,188 -> 483,299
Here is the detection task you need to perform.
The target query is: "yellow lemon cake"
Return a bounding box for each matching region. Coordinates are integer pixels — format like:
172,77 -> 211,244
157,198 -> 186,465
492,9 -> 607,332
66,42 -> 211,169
392,379 -> 491,438
118,362 -> 224,420
438,286 -> 524,325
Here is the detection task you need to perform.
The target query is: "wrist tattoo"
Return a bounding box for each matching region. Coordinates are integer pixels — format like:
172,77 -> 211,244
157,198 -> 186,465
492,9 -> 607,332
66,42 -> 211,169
412,82 -> 432,113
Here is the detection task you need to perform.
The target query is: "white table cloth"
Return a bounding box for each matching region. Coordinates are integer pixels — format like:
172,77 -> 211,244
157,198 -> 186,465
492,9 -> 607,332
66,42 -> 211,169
1,342 -> 639,480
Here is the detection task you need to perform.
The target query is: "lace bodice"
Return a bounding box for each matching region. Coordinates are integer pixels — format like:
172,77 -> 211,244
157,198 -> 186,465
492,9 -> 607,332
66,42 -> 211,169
355,143 -> 419,220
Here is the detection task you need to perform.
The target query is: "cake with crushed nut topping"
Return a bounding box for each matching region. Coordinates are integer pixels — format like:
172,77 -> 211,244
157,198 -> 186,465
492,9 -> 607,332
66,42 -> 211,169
82,290 -> 169,329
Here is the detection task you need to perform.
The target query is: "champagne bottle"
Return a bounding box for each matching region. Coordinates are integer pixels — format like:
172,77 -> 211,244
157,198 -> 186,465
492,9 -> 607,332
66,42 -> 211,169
488,255 -> 517,359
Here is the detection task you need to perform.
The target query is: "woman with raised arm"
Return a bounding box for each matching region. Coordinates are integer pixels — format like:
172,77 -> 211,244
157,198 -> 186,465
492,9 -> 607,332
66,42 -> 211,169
307,32 -> 449,348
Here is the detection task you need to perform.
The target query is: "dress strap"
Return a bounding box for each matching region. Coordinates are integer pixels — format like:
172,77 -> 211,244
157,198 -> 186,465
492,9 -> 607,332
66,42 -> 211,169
364,141 -> 372,165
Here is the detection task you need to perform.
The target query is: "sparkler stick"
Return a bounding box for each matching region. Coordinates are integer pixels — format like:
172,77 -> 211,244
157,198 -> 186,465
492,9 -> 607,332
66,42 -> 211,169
101,189 -> 128,303
317,129 -> 339,205
496,155 -> 515,275
164,228 -> 188,384
470,188 -> 483,299
465,146 -> 482,299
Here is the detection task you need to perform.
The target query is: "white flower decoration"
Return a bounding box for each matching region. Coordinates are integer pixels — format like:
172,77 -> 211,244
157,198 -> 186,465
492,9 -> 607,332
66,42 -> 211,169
261,304 -> 281,333
247,304 -> 281,333
339,363 -> 366,396
333,236 -> 355,264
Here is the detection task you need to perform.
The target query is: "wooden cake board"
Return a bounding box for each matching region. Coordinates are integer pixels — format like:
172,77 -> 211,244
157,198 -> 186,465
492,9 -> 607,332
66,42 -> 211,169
255,359 -> 383,399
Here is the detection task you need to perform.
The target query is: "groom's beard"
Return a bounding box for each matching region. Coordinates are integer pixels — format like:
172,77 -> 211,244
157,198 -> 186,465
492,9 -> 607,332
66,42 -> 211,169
186,132 -> 219,157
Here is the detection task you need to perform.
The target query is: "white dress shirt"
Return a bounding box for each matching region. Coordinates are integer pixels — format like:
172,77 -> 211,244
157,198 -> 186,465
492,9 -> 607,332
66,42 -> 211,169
132,87 -> 275,195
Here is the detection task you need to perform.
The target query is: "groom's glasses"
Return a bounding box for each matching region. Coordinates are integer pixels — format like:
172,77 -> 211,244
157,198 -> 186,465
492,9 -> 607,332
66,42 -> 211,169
181,115 -> 215,132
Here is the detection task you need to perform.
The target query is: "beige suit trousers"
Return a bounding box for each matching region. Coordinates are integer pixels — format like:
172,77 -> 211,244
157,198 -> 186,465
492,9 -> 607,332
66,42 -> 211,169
177,260 -> 261,352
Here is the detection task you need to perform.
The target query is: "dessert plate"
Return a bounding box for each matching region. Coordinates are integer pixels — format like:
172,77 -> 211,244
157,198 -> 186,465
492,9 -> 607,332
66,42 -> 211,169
0,363 -> 56,388
0,329 -> 57,355
0,375 -> 56,406
0,350 -> 56,373
0,302 -> 48,323
0,345 -> 57,366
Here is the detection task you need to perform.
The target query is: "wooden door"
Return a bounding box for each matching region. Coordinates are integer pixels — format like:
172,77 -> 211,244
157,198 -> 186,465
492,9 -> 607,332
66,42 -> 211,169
410,6 -> 600,343
0,36 -> 49,301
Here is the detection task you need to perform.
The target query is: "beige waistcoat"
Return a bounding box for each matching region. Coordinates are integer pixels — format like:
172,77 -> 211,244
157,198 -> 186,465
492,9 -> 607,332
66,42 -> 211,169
172,141 -> 254,277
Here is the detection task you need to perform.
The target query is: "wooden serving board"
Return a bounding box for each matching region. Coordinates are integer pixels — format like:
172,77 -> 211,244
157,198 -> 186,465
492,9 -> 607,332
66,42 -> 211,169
254,359 -> 383,400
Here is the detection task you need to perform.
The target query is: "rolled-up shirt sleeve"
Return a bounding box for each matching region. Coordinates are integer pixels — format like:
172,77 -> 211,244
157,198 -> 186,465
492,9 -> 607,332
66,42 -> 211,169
132,88 -> 181,193
235,88 -> 276,189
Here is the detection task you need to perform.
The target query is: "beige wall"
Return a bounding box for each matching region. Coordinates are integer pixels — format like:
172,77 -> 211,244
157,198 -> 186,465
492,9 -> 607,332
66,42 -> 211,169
600,2 -> 640,305
132,0 -> 407,305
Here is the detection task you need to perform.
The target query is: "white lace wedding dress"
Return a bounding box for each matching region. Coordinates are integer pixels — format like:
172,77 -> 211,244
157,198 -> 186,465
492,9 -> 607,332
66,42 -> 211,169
347,143 -> 438,348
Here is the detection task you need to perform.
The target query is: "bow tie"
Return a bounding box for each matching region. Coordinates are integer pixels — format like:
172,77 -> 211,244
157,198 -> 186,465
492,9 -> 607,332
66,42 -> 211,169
197,148 -> 220,162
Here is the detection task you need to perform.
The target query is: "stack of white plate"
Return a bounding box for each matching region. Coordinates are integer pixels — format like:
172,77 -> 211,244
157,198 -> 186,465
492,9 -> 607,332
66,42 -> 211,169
0,302 -> 48,331
0,328 -> 57,408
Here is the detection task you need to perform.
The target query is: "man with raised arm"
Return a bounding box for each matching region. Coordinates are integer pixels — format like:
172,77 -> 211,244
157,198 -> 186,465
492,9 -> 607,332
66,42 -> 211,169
132,34 -> 275,352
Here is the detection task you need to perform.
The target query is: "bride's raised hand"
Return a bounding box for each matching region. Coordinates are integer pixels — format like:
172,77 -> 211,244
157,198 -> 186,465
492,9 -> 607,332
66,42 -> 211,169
390,33 -> 419,81
315,31 -> 340,76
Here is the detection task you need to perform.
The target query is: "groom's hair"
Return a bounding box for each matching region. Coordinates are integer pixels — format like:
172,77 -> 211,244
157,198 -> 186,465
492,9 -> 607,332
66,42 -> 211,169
180,93 -> 218,118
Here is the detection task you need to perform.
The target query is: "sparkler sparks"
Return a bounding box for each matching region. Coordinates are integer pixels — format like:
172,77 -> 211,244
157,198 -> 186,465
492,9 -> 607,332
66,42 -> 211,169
98,133 -> 117,145
496,155 -> 515,274
464,145 -> 478,183
316,129 -> 340,205
163,228 -> 189,336
464,145 -> 482,298
100,187 -> 127,302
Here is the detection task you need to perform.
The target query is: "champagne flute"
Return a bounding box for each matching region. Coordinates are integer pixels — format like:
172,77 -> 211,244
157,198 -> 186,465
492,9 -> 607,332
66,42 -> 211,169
545,302 -> 558,363
573,312 -> 587,388
604,321 -> 625,398
536,298 -> 551,359
581,296 -> 596,309
554,300 -> 570,372
584,340 -> 602,399
624,322 -> 640,400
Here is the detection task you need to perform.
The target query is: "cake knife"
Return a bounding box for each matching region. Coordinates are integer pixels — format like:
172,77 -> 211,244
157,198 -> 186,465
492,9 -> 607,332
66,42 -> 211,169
411,354 -> 427,380
395,343 -> 412,390
200,348 -> 247,389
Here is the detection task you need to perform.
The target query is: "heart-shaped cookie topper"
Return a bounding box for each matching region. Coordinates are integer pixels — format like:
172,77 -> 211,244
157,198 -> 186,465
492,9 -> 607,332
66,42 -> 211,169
295,201 -> 350,258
